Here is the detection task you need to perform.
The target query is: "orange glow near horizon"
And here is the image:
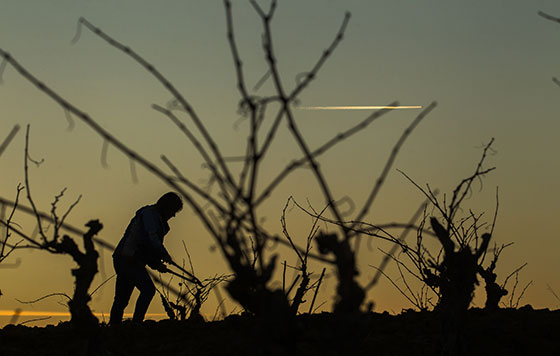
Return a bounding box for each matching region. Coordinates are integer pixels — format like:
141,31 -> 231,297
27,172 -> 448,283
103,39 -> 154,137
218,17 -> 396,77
0,310 -> 166,317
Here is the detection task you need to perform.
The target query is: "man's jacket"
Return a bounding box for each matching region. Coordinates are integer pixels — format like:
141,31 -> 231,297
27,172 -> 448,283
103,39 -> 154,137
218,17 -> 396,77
113,205 -> 170,268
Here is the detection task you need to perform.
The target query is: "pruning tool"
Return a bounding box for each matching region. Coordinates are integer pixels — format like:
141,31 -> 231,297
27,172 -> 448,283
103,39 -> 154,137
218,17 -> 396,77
164,259 -> 204,287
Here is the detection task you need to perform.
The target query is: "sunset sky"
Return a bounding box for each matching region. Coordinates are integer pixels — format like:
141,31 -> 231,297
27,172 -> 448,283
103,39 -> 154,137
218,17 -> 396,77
1,0 -> 560,326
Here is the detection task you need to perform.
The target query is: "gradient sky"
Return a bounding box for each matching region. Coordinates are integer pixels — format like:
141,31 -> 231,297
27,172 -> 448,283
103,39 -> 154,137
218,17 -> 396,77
1,0 -> 560,326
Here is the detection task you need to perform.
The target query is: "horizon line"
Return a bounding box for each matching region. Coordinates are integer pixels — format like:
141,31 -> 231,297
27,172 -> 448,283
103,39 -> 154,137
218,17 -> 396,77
0,310 -> 167,317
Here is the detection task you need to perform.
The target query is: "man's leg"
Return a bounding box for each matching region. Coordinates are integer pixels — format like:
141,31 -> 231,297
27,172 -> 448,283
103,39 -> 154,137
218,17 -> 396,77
131,266 -> 156,322
109,258 -> 135,325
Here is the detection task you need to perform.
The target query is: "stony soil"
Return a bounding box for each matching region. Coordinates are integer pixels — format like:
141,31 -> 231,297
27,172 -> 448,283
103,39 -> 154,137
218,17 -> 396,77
1,306 -> 558,356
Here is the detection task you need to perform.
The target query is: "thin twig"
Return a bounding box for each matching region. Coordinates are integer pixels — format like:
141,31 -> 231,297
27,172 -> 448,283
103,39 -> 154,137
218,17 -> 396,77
502,262 -> 528,289
16,292 -> 72,304
23,125 -> 48,244
369,264 -> 419,309
513,280 -> 533,308
286,274 -> 301,296
0,125 -> 20,157
1,184 -> 24,260
19,316 -> 52,325
308,267 -> 326,313
89,274 -> 116,297
538,10 -> 560,24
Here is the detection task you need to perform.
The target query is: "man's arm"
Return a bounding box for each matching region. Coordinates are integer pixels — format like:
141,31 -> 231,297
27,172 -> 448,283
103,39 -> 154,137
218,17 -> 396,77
142,207 -> 172,262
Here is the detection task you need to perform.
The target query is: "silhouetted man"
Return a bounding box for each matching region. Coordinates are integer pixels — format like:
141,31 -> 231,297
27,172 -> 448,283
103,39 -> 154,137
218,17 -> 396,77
109,192 -> 182,324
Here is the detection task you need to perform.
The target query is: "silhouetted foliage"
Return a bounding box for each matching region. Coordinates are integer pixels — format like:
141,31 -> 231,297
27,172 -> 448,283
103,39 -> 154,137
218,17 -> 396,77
280,197 -> 329,315
1,125 -> 103,331
393,138 -> 529,355
158,245 -> 232,321
478,242 -> 510,310
393,139 -> 496,314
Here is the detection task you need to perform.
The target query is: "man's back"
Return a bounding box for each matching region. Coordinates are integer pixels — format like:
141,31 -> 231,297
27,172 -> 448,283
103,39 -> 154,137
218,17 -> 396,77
114,205 -> 170,267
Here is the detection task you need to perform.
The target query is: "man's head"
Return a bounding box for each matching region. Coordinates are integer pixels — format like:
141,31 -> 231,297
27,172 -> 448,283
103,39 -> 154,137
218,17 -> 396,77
156,192 -> 183,221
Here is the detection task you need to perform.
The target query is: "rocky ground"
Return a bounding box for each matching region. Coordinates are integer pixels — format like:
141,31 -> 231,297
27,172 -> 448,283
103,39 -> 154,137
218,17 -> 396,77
0,306 -> 558,356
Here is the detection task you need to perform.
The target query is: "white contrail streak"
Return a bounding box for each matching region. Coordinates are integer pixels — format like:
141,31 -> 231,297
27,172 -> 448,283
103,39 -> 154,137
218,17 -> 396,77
299,106 -> 422,110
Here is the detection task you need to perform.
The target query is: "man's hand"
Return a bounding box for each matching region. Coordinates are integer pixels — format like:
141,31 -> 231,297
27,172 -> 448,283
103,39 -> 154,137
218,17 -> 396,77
155,263 -> 169,273
163,252 -> 173,264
